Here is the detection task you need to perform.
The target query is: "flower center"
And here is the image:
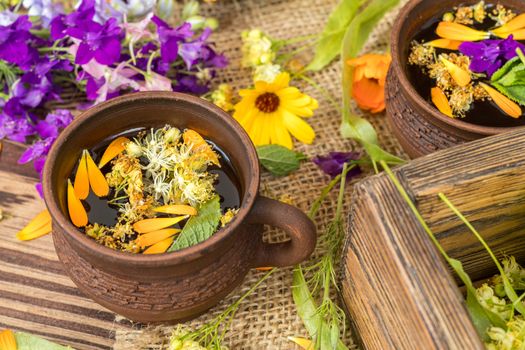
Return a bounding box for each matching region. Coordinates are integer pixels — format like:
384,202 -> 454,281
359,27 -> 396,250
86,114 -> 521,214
255,92 -> 280,113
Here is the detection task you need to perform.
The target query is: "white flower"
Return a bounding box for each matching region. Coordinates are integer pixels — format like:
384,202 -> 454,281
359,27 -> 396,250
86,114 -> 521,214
253,63 -> 281,83
241,29 -> 275,68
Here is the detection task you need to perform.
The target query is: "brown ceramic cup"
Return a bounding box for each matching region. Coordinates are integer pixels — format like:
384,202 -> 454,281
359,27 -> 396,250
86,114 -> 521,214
386,0 -> 525,158
42,92 -> 316,322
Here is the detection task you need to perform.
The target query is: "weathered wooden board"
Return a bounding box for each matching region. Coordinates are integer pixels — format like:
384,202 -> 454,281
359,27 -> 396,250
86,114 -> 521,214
0,140 -> 131,350
342,128 -> 525,350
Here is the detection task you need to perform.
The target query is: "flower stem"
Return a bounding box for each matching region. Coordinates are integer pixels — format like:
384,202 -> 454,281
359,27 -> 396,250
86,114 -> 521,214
38,47 -> 70,53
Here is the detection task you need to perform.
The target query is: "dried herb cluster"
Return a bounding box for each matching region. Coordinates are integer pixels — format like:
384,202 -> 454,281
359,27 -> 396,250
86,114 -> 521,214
408,1 -> 525,119
67,125 -> 238,254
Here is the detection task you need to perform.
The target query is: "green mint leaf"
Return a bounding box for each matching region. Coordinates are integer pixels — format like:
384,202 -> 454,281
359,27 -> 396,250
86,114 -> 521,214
306,0 -> 364,71
491,57 -> 520,82
15,332 -> 72,350
491,56 -> 525,106
168,196 -> 221,251
256,145 -> 305,177
492,82 -> 525,106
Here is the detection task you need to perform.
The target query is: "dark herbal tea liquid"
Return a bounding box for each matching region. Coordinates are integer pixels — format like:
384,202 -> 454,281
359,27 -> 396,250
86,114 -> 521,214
77,129 -> 242,229
406,4 -> 525,126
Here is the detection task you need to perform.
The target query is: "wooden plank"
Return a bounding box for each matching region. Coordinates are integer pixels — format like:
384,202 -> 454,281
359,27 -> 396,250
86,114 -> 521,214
342,128 -> 525,349
0,167 -> 131,349
0,140 -> 37,179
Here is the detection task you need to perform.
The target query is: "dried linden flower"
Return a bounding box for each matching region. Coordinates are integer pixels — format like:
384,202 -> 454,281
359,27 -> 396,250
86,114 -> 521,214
220,208 -> 239,227
408,41 -> 435,67
473,1 -> 486,23
241,29 -> 275,68
210,83 -> 234,112
454,6 -> 474,25
448,86 -> 474,117
491,4 -> 516,26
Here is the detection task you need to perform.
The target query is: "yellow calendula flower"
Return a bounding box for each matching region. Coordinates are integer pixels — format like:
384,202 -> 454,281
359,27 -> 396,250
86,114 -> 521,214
233,72 -> 318,149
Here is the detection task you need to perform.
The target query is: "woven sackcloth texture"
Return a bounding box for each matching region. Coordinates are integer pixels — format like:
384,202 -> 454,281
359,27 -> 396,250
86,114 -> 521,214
113,0 -> 409,349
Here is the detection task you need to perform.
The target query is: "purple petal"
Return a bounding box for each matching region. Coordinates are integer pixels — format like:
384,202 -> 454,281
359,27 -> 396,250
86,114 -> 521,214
75,42 -> 94,64
94,37 -> 121,65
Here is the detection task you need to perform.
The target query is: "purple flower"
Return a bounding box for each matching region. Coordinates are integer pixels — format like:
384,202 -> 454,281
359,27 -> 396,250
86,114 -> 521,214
153,16 -> 194,64
0,15 -> 38,69
459,36 -> 525,77
50,0 -> 123,66
0,112 -> 34,142
173,75 -> 209,94
312,152 -> 362,179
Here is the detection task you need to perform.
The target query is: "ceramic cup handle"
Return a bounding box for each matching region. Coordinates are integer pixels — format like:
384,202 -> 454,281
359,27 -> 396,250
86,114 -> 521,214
246,196 -> 316,268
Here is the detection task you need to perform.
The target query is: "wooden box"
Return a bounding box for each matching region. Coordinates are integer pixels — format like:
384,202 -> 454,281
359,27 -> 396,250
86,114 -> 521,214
342,128 -> 525,349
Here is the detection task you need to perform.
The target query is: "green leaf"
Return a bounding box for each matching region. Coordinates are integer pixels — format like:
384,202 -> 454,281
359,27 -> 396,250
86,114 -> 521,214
491,57 -> 520,82
292,267 -> 348,350
256,144 -> 305,177
491,57 -> 525,106
492,82 -> 525,106
168,196 -> 221,251
15,332 -> 72,350
306,0 -> 364,71
339,0 -> 404,169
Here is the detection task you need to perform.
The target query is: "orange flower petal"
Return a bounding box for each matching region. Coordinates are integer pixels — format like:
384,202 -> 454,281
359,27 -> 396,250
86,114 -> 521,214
67,179 -> 88,227
436,22 -> 489,41
153,205 -> 197,216
494,28 -> 525,40
136,228 -> 180,248
426,39 -> 463,50
17,210 -> 51,237
17,221 -> 52,241
143,236 -> 175,254
98,136 -> 129,168
183,129 -> 220,166
288,336 -> 313,350
480,83 -> 522,119
133,216 -> 187,233
255,267 -> 274,271
86,151 -> 109,197
493,13 -> 525,35
73,151 -> 89,200
431,87 -> 454,118
440,57 -> 471,87
352,78 -> 385,113
0,329 -> 17,350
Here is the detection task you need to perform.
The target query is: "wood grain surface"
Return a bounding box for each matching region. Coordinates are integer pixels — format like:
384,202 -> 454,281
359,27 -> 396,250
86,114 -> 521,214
0,140 -> 132,350
342,128 -> 525,349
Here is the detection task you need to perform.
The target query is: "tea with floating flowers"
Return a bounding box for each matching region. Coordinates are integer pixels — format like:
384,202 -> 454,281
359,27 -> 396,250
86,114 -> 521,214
407,1 -> 525,125
67,125 -> 241,254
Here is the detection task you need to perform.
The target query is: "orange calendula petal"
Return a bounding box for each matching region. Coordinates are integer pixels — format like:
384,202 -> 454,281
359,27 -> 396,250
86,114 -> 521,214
17,221 -> 52,241
0,329 -> 17,350
143,236 -> 175,254
136,228 -> 180,248
85,151 -> 109,197
493,13 -> 525,35
480,83 -> 522,119
17,210 -> 51,236
440,57 -> 471,87
288,336 -> 313,350
133,216 -> 187,233
67,179 -> 88,227
73,151 -> 89,200
436,22 -> 489,41
183,129 -> 220,166
431,87 -> 454,118
153,204 -> 197,216
255,267 -> 274,271
426,39 -> 463,50
98,136 -> 129,168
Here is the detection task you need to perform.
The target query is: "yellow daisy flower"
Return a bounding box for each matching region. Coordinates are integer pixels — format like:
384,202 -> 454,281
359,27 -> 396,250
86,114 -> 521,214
233,72 -> 318,149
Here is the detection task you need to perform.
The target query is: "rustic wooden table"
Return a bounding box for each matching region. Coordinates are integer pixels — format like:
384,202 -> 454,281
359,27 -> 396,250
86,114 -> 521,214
0,140 -> 132,350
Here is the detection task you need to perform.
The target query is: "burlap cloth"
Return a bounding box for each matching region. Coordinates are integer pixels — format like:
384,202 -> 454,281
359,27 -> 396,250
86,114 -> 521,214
111,0 -> 409,349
